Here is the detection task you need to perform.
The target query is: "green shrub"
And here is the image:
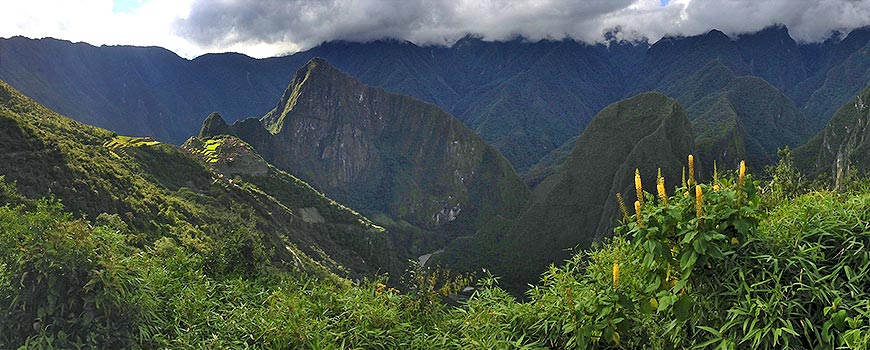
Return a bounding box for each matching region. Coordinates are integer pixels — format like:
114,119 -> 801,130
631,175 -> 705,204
0,200 -> 138,349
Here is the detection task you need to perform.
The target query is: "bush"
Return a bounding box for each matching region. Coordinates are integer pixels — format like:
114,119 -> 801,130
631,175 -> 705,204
0,200 -> 138,349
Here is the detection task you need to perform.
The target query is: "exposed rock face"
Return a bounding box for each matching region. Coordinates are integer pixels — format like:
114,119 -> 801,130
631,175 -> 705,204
201,58 -> 530,255
795,86 -> 870,187
440,92 -> 696,291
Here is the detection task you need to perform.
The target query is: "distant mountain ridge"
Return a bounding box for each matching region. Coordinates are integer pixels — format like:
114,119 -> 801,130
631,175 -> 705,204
4,25 -> 868,175
201,58 -> 530,257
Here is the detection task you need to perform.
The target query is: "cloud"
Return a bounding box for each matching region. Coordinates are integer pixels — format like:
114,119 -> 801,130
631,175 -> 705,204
173,0 -> 870,57
2,0 -> 869,59
0,0 -> 197,56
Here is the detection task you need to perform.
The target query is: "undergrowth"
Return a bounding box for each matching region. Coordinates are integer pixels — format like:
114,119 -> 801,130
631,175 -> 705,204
2,156 -> 870,349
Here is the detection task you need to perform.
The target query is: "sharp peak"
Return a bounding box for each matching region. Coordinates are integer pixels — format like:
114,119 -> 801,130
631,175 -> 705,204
299,57 -> 340,74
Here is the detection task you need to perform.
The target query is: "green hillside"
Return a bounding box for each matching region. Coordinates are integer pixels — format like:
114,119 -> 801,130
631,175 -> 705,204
440,92 -> 696,290
202,58 -> 530,258
0,79 -> 400,282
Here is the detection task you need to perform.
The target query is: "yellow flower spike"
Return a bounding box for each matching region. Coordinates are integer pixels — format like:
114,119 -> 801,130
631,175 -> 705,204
737,160 -> 746,192
731,237 -> 740,245
635,169 -> 644,207
688,154 -> 695,187
657,176 -> 668,206
695,185 -> 703,220
616,193 -> 630,223
635,200 -> 643,227
613,262 -> 620,288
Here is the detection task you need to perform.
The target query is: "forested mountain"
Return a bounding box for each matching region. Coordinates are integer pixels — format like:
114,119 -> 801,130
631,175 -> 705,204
4,25 -> 867,176
0,79 -> 400,280
200,58 -> 529,257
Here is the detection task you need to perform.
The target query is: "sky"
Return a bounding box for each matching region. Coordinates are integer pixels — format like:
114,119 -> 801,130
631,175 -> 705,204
1,0 -> 869,59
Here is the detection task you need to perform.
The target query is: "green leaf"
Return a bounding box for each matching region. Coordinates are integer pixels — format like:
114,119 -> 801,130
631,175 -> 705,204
674,295 -> 691,321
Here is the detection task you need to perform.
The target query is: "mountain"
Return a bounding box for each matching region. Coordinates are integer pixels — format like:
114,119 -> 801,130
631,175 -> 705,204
3,25 -> 869,175
200,58 -> 530,257
0,79 -> 400,280
795,86 -> 870,187
439,92 -> 696,290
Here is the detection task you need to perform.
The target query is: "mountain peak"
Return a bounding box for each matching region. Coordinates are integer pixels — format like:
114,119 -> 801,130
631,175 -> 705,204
261,57 -> 363,133
738,24 -> 792,40
199,112 -> 229,137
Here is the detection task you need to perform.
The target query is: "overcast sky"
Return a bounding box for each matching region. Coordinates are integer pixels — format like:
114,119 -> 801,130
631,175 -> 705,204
2,0 -> 869,59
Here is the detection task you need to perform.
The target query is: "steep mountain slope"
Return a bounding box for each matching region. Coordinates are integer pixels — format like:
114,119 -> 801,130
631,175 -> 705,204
801,39 -> 870,130
201,58 -> 530,256
440,92 -> 696,290
631,30 -> 749,95
795,86 -> 870,185
0,79 -> 400,280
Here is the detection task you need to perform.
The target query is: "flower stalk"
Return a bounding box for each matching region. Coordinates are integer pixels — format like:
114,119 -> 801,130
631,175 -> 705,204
613,262 -> 620,288
688,154 -> 695,188
616,193 -> 630,223
635,200 -> 643,227
635,168 -> 644,207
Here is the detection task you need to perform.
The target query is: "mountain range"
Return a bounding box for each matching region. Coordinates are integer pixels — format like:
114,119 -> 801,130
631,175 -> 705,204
4,24 -> 869,177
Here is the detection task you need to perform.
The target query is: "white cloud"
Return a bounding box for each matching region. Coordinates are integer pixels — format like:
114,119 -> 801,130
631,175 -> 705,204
2,0 -> 869,59
0,0 -> 198,57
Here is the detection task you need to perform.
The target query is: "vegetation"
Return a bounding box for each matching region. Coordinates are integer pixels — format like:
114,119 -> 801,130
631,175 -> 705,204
4,151 -> 870,348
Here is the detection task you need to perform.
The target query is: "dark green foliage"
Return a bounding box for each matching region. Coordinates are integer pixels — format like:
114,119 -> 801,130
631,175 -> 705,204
0,200 -> 138,349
